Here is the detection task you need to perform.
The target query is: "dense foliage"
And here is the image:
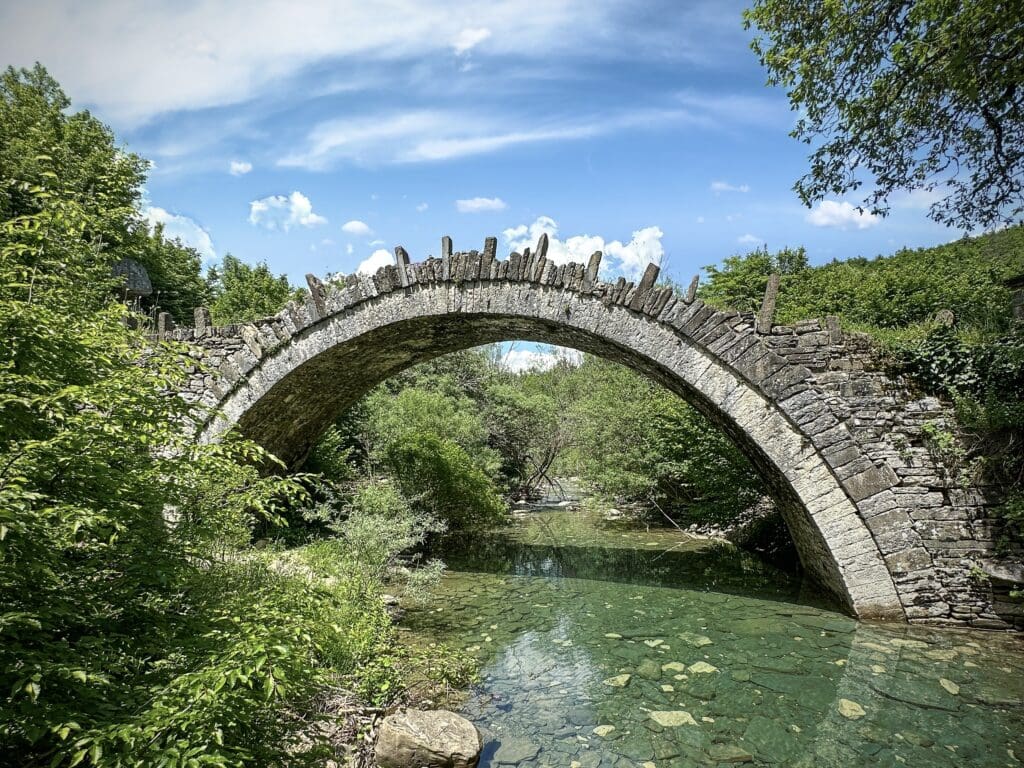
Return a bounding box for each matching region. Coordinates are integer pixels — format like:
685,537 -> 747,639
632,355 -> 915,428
310,347 -> 767,530
0,66 -> 408,766
207,254 -> 297,325
701,227 -> 1024,336
560,358 -> 766,524
745,0 -> 1024,229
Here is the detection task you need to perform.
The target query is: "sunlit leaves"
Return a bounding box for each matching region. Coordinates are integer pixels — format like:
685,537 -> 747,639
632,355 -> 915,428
745,0 -> 1024,229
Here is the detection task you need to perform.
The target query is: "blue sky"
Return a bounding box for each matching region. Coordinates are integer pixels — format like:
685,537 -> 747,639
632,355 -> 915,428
3,0 -> 962,292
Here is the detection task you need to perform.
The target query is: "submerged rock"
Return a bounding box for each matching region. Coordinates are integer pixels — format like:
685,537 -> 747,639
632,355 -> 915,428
637,659 -> 663,680
649,710 -> 698,727
492,735 -> 540,764
838,698 -> 866,719
603,674 -> 631,687
375,709 -> 482,768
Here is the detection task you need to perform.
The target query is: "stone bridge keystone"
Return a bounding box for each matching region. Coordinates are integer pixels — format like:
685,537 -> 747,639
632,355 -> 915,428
163,236 -> 1020,630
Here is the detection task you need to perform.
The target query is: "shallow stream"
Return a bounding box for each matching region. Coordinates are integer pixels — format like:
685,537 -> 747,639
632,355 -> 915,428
402,491 -> 1024,767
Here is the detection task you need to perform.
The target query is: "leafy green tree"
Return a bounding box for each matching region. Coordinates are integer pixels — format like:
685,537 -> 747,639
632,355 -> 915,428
0,64 -> 146,243
562,357 -> 765,523
745,0 -> 1024,229
484,367 -> 575,498
129,223 -> 210,323
699,245 -> 807,313
206,253 -> 296,324
0,150 -> 394,767
1,64 -> 211,326
384,432 -> 507,530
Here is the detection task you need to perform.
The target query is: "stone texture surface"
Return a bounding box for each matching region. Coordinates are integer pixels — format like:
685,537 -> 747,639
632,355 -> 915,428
160,238 -> 1022,629
375,709 -> 481,768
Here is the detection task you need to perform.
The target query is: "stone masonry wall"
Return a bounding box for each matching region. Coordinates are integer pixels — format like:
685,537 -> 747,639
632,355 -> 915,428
759,317 -> 1022,629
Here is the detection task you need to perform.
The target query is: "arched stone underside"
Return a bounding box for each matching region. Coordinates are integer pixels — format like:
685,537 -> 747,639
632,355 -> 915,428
167,239 -> 1020,629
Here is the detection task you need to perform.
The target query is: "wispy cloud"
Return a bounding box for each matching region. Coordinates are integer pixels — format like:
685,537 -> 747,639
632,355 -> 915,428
452,27 -> 491,55
456,197 -> 507,213
249,191 -> 327,231
806,200 -> 880,230
737,233 -> 762,245
711,180 -> 749,194
2,1 -> 606,126
278,108 -> 694,170
229,160 -> 252,176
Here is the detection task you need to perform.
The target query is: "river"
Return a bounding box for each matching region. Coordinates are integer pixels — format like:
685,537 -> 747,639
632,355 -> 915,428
401,488 -> 1024,767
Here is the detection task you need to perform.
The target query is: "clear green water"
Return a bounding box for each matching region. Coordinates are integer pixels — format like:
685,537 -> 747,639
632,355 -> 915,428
403,499 -> 1024,767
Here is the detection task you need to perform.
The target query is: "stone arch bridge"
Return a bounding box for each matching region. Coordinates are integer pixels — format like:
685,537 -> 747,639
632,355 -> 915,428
159,235 -> 1017,629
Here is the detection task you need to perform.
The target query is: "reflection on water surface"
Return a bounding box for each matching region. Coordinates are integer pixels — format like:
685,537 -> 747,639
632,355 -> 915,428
403,496 -> 1024,767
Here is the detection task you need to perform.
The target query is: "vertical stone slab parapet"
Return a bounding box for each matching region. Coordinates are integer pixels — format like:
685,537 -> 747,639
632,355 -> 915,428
756,272 -> 781,334
394,246 -> 411,288
194,307 -> 211,337
583,251 -> 602,291
305,274 -> 328,318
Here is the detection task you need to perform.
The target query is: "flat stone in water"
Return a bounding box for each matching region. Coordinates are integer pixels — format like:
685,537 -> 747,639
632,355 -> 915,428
592,725 -> 615,738
493,736 -> 540,765
838,698 -> 866,719
742,716 -> 799,764
708,743 -> 754,763
688,661 -> 719,674
649,710 -> 698,727
636,659 -> 662,680
603,674 -> 631,687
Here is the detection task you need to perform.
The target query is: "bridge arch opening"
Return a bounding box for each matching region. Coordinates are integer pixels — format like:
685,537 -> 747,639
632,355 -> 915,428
196,277 -> 905,621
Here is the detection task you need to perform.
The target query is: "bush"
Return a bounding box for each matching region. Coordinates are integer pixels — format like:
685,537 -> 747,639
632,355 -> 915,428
384,432 -> 507,530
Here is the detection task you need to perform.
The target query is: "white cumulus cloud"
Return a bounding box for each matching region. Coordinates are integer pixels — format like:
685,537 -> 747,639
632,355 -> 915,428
452,27 -> 491,55
357,248 -> 394,275
342,219 -> 372,235
416,202 -> 429,212
711,180 -> 749,194
145,206 -> 216,260
229,160 -> 252,175
248,191 -> 327,231
806,200 -> 880,230
502,216 -> 663,280
456,197 -> 507,213
737,233 -> 763,245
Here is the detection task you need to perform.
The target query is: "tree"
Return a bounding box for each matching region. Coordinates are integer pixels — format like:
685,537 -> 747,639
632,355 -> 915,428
699,245 -> 807,313
744,0 -> 1024,229
129,223 -> 210,323
0,64 -> 146,251
206,253 -> 295,324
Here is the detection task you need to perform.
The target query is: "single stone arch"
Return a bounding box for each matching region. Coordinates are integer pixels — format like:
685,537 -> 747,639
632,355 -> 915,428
178,237 -> 907,622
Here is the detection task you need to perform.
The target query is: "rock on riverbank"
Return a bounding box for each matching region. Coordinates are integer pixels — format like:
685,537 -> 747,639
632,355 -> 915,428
375,708 -> 482,768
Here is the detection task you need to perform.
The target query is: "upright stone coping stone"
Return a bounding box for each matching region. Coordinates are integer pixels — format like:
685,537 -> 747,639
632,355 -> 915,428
375,709 -> 482,768
112,258 -> 153,299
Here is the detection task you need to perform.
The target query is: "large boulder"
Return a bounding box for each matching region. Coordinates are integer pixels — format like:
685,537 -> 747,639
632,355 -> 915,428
374,709 -> 482,768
